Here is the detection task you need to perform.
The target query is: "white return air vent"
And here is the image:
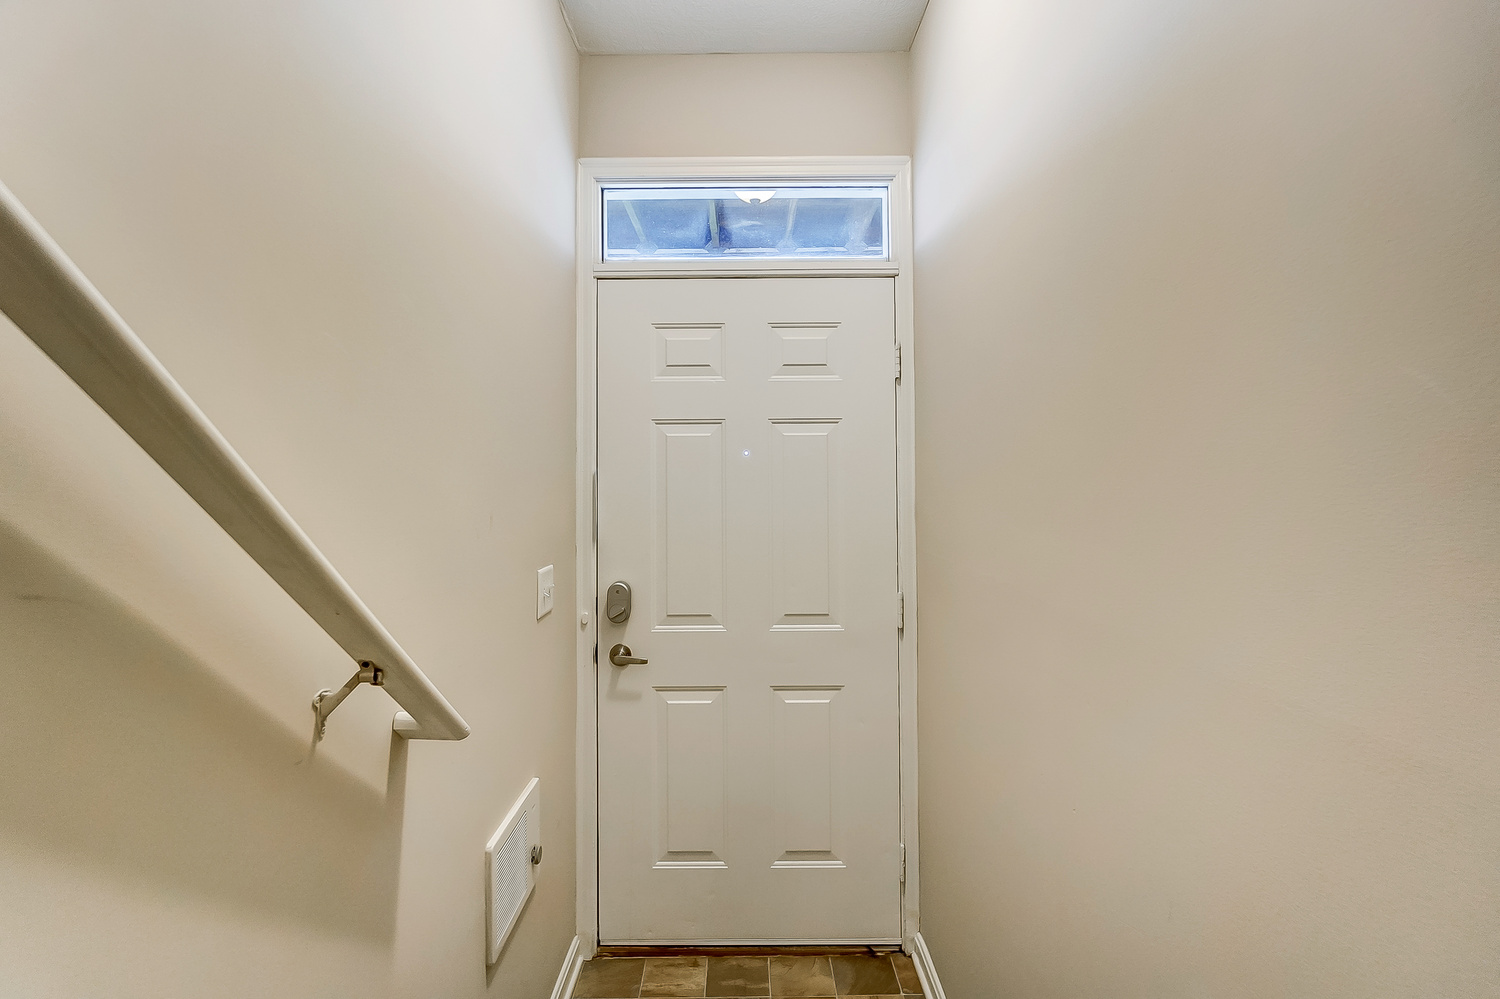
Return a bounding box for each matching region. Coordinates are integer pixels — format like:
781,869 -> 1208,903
486,777 -> 541,965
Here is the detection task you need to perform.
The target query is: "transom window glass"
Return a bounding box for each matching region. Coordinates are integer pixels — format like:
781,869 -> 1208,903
603,186 -> 888,260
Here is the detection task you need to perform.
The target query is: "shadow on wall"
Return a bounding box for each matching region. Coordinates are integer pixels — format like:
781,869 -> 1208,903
0,517 -> 407,944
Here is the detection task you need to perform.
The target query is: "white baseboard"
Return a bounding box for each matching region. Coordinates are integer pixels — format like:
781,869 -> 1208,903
910,932 -> 947,999
549,935 -> 585,999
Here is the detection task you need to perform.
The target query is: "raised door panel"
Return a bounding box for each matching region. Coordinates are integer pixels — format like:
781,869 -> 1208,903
654,421 -> 726,631
771,323 -> 840,381
771,687 -> 843,868
771,420 -> 840,631
655,324 -> 725,381
655,687 -> 728,868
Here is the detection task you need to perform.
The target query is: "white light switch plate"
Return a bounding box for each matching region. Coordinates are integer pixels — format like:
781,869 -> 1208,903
536,564 -> 555,620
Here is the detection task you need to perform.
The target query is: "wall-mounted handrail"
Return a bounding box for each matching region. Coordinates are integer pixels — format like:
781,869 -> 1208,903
0,180 -> 469,742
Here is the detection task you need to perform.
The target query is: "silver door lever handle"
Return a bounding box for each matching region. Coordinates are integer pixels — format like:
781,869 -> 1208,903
608,643 -> 648,667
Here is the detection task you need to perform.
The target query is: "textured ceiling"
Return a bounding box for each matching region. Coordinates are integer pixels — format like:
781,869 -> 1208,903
560,0 -> 931,55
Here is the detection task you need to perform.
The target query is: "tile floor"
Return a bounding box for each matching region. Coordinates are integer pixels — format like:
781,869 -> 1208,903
572,953 -> 922,999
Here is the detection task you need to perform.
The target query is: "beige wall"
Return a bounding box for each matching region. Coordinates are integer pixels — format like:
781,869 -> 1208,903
6,1 -> 1497,993
911,0 -> 1500,995
580,53 -> 910,157
0,1 -> 578,996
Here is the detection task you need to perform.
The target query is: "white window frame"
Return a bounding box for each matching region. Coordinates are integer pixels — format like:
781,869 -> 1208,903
574,156 -> 919,954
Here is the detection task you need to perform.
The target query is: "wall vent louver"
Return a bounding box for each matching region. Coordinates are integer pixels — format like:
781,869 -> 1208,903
486,777 -> 541,965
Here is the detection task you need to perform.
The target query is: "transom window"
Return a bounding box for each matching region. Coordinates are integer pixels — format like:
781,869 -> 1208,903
602,186 -> 888,260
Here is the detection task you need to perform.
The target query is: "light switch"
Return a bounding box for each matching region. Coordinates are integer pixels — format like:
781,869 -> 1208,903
536,565 -> 555,620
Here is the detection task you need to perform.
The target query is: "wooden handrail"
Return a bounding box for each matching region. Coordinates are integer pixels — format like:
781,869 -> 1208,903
0,180 -> 469,742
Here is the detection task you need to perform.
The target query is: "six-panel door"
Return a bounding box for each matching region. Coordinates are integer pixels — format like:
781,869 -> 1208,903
597,278 -> 901,943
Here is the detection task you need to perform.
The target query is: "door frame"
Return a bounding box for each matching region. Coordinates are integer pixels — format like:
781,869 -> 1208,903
574,156 -> 918,955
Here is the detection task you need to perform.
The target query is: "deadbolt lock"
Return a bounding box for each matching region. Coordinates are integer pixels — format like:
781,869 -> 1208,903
606,580 -> 632,624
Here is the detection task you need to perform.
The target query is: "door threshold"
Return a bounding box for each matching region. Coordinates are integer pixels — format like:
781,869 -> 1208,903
597,944 -> 903,958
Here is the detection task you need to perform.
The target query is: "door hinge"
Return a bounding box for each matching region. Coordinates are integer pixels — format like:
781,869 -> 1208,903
894,342 -> 903,383
897,591 -> 905,631
900,844 -> 907,886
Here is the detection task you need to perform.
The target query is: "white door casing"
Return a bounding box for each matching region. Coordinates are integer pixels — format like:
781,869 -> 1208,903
575,157 -> 918,955
596,278 -> 899,943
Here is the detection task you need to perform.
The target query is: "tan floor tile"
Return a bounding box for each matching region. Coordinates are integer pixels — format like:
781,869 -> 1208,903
575,958 -> 646,999
769,955 -> 835,997
889,953 -> 921,995
707,956 -> 770,997
829,956 -> 899,997
643,956 -> 708,998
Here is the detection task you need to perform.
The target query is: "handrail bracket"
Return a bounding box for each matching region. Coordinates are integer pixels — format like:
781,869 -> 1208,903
312,662 -> 385,744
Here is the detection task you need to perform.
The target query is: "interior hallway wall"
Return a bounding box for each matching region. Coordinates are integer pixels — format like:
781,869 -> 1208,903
909,0 -> 1500,994
580,53 -> 911,157
0,1 -> 579,996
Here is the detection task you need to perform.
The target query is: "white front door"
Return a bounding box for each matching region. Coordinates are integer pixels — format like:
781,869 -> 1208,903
596,277 -> 901,944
